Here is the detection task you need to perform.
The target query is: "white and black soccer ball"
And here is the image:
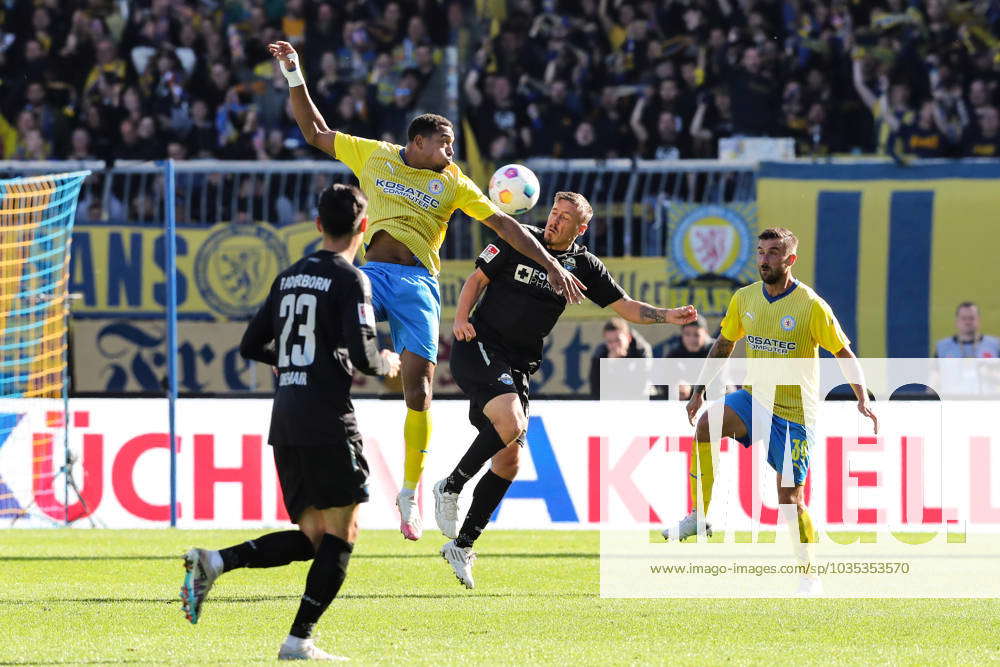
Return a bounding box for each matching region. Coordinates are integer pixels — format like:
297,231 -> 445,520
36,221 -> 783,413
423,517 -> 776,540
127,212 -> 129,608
488,164 -> 540,216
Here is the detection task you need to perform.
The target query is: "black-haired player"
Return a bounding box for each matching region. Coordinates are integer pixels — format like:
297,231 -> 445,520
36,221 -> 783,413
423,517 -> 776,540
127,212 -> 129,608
179,184 -> 401,661
434,192 -> 697,588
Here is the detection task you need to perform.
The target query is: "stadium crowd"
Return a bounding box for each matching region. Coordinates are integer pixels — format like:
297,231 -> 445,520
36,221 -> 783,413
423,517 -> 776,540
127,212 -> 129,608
2,0 -> 999,164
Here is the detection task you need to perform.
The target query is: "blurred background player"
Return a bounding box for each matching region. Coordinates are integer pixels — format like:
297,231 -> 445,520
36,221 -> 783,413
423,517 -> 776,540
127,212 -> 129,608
179,184 -> 400,660
269,40 -> 585,541
433,192 -> 697,588
665,228 -> 878,596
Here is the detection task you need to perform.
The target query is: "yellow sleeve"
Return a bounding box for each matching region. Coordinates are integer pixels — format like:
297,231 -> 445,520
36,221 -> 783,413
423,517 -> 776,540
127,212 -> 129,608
809,298 -> 850,353
719,292 -> 744,341
453,173 -> 498,221
333,132 -> 381,174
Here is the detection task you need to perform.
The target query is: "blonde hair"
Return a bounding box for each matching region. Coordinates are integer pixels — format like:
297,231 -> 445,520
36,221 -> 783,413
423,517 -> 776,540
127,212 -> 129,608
553,191 -> 594,225
758,227 -> 799,255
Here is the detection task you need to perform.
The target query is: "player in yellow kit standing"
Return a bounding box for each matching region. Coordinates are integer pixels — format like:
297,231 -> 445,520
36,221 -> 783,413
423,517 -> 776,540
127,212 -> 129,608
268,41 -> 586,540
663,228 -> 878,595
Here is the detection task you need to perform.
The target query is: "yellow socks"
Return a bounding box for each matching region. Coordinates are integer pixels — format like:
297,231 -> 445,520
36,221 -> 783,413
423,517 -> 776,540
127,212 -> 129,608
689,441 -> 714,516
402,408 -> 431,490
797,507 -> 816,543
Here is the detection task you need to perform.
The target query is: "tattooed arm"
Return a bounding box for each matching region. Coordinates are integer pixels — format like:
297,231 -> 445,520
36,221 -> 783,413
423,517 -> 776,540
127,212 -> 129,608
609,297 -> 698,325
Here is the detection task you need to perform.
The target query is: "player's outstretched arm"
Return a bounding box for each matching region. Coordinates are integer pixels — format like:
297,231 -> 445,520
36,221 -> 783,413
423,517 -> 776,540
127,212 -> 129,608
268,41 -> 337,157
609,297 -> 697,325
453,269 -> 490,342
686,336 -> 737,425
834,345 -> 878,434
481,212 -> 586,304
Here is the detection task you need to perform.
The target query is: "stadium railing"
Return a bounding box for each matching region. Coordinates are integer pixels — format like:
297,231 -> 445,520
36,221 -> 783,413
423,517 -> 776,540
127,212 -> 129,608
0,158 -> 758,258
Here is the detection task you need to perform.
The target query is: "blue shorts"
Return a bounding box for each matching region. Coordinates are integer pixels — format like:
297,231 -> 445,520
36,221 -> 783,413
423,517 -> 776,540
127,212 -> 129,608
360,261 -> 441,362
725,389 -> 812,485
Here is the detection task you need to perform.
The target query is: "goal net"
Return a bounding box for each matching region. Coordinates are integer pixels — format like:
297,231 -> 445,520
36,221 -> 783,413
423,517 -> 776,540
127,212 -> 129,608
0,171 -> 89,524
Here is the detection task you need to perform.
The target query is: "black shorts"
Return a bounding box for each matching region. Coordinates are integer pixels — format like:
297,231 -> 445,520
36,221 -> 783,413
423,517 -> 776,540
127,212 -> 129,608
272,437 -> 369,523
450,338 -> 529,429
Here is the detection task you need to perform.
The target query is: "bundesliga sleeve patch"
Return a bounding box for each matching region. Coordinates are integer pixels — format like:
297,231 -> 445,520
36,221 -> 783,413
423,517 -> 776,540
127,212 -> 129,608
358,302 -> 375,327
479,244 -> 500,263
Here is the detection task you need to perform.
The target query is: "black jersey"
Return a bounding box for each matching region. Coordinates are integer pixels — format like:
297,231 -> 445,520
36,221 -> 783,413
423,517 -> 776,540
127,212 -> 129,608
240,250 -> 389,447
470,225 -> 625,372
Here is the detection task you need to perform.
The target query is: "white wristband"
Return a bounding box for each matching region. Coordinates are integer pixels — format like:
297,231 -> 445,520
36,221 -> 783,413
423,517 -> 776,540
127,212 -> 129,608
280,53 -> 304,88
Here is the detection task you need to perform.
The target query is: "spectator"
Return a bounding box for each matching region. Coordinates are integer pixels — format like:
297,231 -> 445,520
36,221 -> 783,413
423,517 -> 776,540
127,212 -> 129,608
136,116 -> 164,159
119,86 -> 146,127
589,86 -> 635,157
196,62 -> 233,113
255,129 -> 293,161
333,95 -> 372,138
114,118 -> 146,161
565,121 -> 606,159
465,72 -> 530,157
666,315 -> 715,400
397,16 -> 431,68
724,47 -> 778,136
935,303 -> 1000,359
934,302 -> 1000,396
962,106 -> 1000,157
889,99 -> 954,161
338,21 -> 376,81
303,3 -> 343,73
376,72 -> 420,143
532,79 -> 580,157
370,2 -> 405,51
257,63 -> 294,130
185,98 -> 220,158
588,317 -> 655,399
4,0 -> 999,166
83,39 -> 127,99
15,128 -> 50,160
67,127 -> 95,161
313,52 -> 351,119
632,108 -> 684,159
407,45 -> 438,98
690,88 -> 734,157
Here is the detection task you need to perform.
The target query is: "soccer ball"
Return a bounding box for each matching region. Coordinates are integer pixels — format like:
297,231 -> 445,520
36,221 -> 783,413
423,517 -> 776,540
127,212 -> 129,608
489,164 -> 540,216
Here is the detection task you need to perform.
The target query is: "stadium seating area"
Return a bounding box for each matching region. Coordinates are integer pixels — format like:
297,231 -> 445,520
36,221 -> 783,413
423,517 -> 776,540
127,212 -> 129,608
1,0 -> 999,163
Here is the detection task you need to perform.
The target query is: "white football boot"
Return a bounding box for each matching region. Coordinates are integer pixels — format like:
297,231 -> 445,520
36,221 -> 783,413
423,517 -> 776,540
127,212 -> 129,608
180,548 -> 222,624
796,575 -> 824,597
661,511 -> 713,542
433,479 -> 460,539
440,540 -> 476,589
395,489 -> 423,541
278,637 -> 348,661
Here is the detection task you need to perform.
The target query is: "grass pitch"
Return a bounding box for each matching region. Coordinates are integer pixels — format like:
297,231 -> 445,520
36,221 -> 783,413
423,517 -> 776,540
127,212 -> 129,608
2,529 -> 999,665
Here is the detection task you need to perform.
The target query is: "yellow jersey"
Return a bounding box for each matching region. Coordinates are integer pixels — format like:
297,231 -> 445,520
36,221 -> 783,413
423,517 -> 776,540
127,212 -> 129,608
719,280 -> 850,423
332,132 -> 498,276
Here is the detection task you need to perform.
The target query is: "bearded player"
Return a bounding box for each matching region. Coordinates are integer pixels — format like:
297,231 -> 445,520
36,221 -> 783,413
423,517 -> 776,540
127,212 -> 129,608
663,227 -> 878,595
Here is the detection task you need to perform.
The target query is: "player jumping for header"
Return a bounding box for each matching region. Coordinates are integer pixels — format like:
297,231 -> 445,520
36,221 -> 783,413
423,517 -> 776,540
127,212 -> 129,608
664,227 -> 878,595
268,40 -> 585,541
433,192 -> 697,588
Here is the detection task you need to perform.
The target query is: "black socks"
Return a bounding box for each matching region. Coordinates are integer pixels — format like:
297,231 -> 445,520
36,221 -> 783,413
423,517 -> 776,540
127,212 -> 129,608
219,530 -> 314,572
443,424 -> 507,494
289,533 -> 354,639
454,471 -> 512,549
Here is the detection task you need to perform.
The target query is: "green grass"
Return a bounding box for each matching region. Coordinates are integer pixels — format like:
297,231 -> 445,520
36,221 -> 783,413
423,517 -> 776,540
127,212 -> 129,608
2,530 -> 999,665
